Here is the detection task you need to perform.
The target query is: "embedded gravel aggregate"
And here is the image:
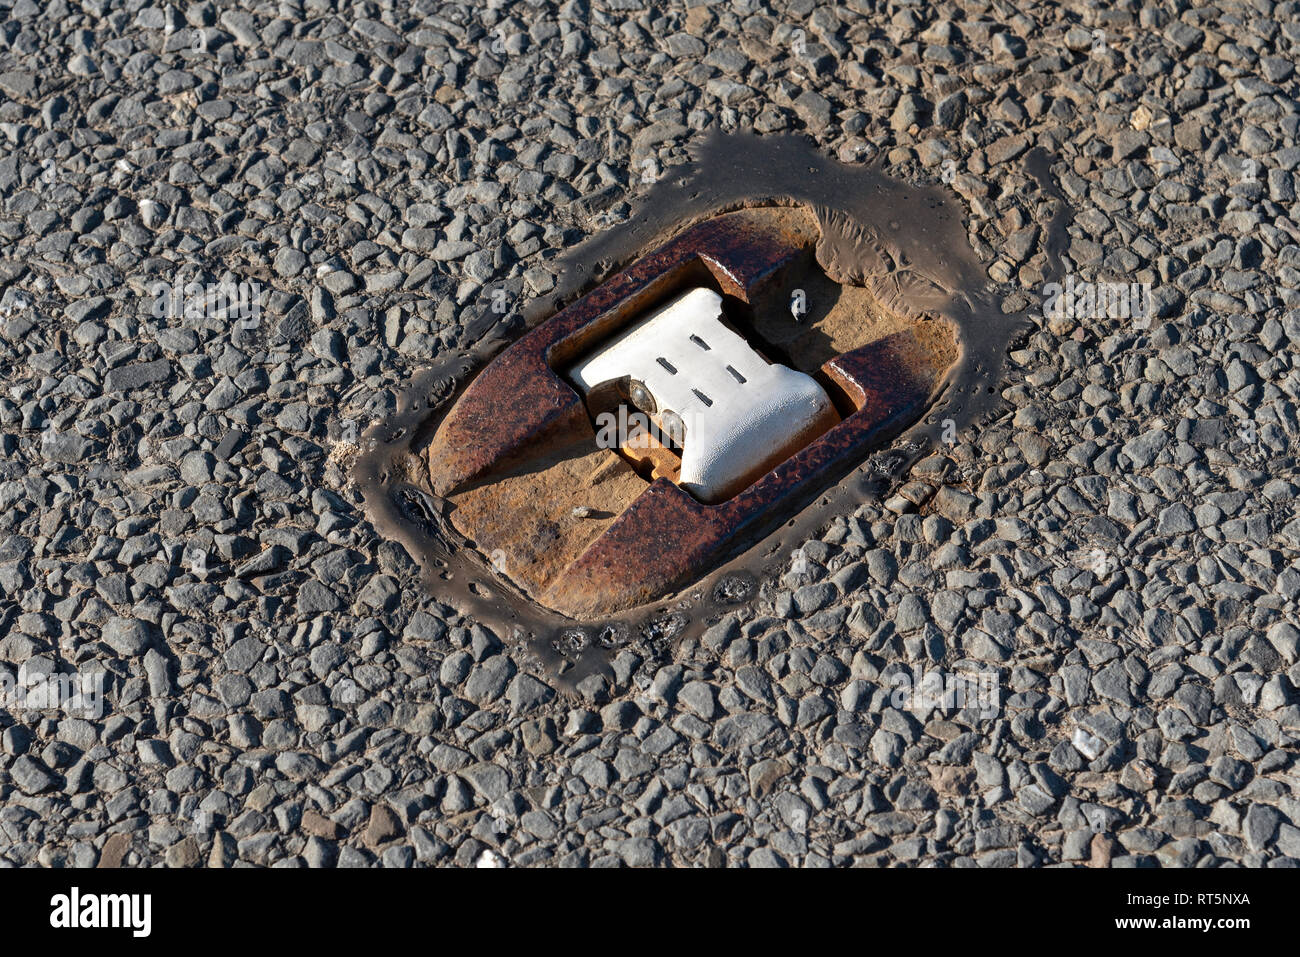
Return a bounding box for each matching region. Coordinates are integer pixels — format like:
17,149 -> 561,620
1,0 -> 1298,868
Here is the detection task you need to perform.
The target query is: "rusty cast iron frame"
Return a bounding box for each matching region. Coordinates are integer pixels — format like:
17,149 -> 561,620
426,208 -> 943,619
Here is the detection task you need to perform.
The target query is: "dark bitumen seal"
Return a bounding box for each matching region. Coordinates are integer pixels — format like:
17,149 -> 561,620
353,131 -> 1069,695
